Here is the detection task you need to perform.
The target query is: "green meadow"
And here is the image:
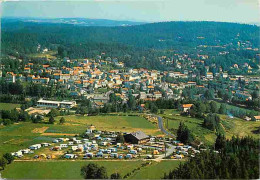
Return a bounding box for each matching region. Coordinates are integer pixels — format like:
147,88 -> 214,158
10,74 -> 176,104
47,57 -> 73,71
0,103 -> 21,110
49,115 -> 161,135
162,109 -> 259,145
1,160 -> 182,179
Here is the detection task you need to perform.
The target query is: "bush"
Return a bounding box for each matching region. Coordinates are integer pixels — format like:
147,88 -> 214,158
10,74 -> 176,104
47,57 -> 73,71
3,119 -> 12,126
3,153 -> 14,164
49,116 -> 55,124
80,163 -> 108,179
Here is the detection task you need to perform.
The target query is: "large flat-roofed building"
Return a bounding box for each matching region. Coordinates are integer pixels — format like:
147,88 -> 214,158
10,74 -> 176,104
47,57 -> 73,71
124,131 -> 150,144
37,99 -> 76,109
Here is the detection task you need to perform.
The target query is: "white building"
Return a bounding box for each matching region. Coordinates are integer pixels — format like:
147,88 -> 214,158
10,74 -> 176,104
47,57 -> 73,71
37,99 -> 76,108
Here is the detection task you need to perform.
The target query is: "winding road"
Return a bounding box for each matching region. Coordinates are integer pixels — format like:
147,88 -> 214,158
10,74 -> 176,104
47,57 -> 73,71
154,115 -> 176,138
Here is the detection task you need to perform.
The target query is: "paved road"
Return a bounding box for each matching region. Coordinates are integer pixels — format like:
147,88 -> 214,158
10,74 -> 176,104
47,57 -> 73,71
156,143 -> 175,160
154,115 -> 176,138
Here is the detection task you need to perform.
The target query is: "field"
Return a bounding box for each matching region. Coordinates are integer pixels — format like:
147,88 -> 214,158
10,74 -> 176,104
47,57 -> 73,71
48,115 -> 161,135
0,103 -> 21,110
162,109 -> 260,145
214,101 -> 259,115
0,114 -> 160,155
220,115 -> 260,139
0,122 -> 54,155
28,51 -> 57,60
1,160 -> 182,179
130,160 -> 182,179
162,109 -> 216,144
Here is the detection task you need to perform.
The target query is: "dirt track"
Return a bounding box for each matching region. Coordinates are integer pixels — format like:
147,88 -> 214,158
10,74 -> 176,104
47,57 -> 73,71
41,133 -> 78,136
32,127 -> 49,133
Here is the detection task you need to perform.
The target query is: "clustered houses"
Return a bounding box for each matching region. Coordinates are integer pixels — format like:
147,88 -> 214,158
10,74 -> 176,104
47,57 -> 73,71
3,52 -> 259,109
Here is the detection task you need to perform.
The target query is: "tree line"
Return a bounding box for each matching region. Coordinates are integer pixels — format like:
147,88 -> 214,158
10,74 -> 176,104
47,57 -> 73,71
164,136 -> 259,179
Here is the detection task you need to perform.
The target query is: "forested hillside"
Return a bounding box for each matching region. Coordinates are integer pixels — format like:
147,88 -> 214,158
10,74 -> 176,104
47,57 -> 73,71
2,19 -> 259,70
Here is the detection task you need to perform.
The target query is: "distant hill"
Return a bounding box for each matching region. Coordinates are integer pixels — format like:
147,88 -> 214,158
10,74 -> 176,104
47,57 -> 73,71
2,17 -> 146,27
1,19 -> 259,70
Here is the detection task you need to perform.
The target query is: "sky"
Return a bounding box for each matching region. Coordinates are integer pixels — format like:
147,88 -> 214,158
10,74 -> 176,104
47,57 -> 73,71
1,0 -> 260,24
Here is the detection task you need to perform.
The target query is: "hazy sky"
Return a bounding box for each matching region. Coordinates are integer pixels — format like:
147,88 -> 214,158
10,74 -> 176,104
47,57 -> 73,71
1,0 -> 260,23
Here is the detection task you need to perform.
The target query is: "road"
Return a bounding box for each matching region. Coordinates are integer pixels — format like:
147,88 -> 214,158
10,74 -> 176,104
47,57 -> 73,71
154,115 -> 176,138
155,143 -> 175,160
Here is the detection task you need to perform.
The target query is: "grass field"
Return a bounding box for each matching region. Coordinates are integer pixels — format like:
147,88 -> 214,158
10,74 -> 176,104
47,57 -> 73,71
28,51 -> 57,60
162,109 -> 216,144
1,161 -> 143,179
0,103 -> 21,110
129,160 -> 183,179
0,122 -> 55,155
0,114 -> 160,155
220,114 -> 260,139
214,101 -> 258,115
1,160 -> 182,179
48,115 -> 161,135
162,109 -> 259,145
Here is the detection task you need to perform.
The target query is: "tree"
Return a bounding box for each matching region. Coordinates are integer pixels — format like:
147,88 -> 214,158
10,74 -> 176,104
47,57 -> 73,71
204,89 -> 214,100
0,157 -> 7,170
215,134 -> 226,151
210,101 -> 218,113
160,109 -> 165,114
49,116 -> 55,124
203,113 -> 221,132
3,119 -> 12,126
32,115 -> 43,123
150,103 -> 158,114
3,153 -> 14,164
219,104 -> 227,114
199,102 -> 206,114
116,133 -> 125,143
251,90 -> 259,100
110,172 -> 122,179
48,108 -> 60,117
164,136 -> 259,179
127,95 -> 136,111
81,163 -> 108,179
177,122 -> 194,144
59,117 -> 65,124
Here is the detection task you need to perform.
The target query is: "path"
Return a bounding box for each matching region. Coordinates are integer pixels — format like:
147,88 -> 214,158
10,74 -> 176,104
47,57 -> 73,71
154,115 -> 176,138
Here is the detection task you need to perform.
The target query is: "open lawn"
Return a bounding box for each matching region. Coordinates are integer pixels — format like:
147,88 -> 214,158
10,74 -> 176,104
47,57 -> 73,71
1,161 -> 143,179
0,103 -> 21,110
129,160 -> 183,179
47,115 -> 161,135
0,122 -> 53,155
220,115 -> 260,139
1,160 -> 182,179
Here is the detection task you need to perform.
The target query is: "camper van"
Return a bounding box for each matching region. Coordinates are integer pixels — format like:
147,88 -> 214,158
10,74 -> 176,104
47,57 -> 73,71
83,152 -> 94,158
129,150 -> 137,154
64,154 -> 77,159
60,144 -> 68,148
96,152 -> 103,158
110,153 -> 118,158
125,154 -> 132,159
29,144 -> 41,150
